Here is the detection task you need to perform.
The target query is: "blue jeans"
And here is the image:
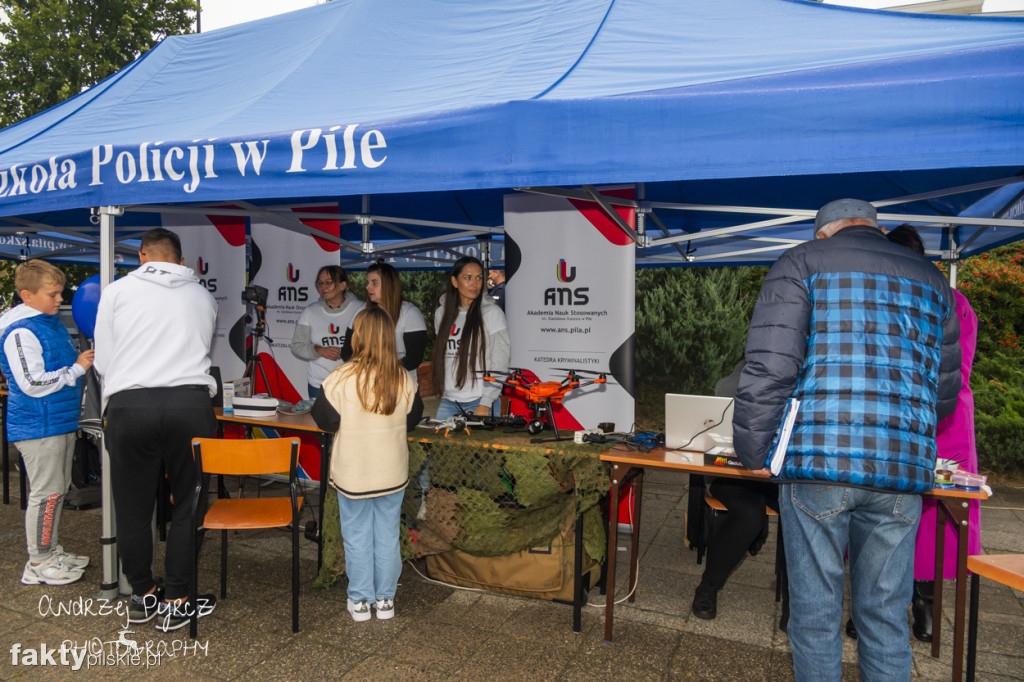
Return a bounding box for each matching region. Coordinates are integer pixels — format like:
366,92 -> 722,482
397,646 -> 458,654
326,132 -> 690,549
779,482 -> 921,682
435,397 -> 491,420
337,490 -> 404,604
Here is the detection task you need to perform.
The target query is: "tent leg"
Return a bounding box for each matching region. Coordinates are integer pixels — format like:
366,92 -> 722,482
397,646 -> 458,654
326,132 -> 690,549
97,206 -> 124,601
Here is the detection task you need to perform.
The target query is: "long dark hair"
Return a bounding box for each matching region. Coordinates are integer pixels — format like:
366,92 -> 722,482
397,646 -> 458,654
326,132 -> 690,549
366,259 -> 402,322
431,256 -> 486,396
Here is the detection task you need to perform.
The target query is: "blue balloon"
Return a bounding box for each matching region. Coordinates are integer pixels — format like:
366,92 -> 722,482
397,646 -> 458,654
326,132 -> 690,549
71,274 -> 103,338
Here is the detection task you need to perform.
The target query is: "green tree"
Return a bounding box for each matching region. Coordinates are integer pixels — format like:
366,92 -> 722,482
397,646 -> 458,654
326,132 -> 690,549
0,0 -> 198,127
633,265 -> 764,426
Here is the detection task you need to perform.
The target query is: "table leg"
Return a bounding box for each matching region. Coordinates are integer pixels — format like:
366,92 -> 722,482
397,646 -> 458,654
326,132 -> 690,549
628,469 -> 643,604
573,501 -> 584,633
604,464 -> 623,642
932,496 -> 972,681
932,501 -> 947,659
966,572 -> 980,682
317,432 -> 330,572
946,498 -> 972,682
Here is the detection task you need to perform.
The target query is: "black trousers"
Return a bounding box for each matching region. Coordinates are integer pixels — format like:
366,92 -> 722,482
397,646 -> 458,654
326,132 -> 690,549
701,477 -> 779,591
106,386 -> 217,600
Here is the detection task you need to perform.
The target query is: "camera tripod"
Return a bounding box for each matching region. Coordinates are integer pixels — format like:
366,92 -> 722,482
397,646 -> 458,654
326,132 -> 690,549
245,300 -> 274,398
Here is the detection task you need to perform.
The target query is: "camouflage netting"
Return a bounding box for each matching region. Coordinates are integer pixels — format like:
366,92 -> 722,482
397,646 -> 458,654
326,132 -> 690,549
315,430 -> 609,588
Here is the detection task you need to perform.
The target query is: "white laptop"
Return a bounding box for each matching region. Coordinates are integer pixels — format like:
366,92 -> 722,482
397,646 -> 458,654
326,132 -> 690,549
664,393 -> 734,454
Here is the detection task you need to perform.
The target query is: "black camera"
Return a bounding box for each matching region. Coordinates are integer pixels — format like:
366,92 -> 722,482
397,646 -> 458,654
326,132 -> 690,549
241,285 -> 268,307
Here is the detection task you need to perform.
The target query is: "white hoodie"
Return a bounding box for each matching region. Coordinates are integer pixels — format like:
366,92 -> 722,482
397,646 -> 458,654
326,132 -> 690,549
94,262 -> 217,399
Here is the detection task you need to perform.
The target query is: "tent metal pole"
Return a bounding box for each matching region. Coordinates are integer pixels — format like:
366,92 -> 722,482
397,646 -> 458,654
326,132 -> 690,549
96,206 -> 127,601
947,226 -> 959,289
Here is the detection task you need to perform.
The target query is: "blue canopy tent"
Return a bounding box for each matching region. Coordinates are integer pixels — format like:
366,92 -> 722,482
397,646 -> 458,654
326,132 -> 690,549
0,0 -> 1023,269
2,0 -> 1023,601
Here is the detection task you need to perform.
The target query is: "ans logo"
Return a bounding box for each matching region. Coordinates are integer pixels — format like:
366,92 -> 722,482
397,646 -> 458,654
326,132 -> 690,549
555,259 -> 576,283
278,262 -> 309,301
545,259 -> 589,306
197,257 -> 216,292
447,324 -> 461,350
320,325 -> 346,346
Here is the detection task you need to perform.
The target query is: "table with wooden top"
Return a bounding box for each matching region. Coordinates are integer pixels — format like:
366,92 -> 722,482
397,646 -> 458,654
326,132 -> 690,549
214,408 -> 332,570
600,446 -> 989,682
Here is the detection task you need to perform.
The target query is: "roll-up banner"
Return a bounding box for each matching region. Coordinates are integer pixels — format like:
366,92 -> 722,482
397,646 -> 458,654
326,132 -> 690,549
504,191 -> 635,433
248,205 -> 341,403
166,210 -> 247,382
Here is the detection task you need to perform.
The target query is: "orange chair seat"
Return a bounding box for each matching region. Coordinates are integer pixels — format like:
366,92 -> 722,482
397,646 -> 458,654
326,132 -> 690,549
704,490 -> 778,516
205,497 -> 303,530
967,554 -> 1024,592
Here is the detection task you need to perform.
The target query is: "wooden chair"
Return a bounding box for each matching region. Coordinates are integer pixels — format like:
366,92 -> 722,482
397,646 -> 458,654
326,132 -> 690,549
190,437 -> 303,637
697,489 -> 787,603
966,554 -> 1024,681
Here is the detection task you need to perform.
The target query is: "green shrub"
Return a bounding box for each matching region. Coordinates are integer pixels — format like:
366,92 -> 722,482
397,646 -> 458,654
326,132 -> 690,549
971,350 -> 1024,474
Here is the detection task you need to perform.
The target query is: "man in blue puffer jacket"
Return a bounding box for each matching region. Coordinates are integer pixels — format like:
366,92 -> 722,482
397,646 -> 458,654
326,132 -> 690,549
0,260 -> 93,586
733,199 -> 960,682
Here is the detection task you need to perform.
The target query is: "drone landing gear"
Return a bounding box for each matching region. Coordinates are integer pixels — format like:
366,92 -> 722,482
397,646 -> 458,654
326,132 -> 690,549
528,399 -> 568,444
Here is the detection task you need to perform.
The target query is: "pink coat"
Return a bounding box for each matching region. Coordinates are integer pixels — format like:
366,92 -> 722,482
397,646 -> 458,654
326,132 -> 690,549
915,289 -> 980,580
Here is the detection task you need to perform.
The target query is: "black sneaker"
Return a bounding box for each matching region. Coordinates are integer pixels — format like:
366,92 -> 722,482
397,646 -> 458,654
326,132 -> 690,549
128,589 -> 163,624
691,582 -> 718,620
155,594 -> 217,632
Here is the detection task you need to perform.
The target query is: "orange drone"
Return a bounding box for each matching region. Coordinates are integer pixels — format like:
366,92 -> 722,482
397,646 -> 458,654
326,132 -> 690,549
482,367 -> 607,439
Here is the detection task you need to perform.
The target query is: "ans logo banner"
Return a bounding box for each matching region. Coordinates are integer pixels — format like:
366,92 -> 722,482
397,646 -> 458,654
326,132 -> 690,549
278,262 -> 308,302
196,257 -> 216,292
545,259 -> 589,305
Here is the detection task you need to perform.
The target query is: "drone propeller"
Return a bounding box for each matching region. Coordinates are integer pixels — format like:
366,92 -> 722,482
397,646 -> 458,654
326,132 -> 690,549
474,368 -> 526,377
550,368 -> 607,376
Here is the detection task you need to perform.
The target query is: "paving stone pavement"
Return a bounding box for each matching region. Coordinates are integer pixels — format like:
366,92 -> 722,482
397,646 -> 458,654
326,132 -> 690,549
1,445 -> 1021,681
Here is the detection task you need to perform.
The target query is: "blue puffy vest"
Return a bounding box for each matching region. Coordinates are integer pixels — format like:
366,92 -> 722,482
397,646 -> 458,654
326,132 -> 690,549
0,313 -> 81,442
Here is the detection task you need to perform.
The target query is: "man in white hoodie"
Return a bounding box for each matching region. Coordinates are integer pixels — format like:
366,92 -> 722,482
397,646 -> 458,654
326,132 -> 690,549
94,228 -> 219,633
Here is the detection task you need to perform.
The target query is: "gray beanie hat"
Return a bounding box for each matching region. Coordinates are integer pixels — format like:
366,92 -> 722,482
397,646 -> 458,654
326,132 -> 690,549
814,199 -> 877,234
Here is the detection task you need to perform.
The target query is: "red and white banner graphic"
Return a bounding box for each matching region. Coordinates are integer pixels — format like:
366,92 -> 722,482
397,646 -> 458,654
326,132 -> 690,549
248,205 -> 341,403
503,191 -> 635,432
165,210 -> 247,381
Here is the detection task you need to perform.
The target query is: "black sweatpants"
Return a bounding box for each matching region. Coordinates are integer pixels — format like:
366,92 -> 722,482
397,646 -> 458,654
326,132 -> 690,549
701,477 -> 779,591
105,386 -> 217,600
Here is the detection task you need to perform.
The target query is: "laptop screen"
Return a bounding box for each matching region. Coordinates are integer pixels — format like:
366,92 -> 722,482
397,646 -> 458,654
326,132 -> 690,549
664,393 -> 734,452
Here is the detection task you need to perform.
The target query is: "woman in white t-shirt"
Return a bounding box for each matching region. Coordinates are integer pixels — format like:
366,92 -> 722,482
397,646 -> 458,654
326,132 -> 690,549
430,256 -> 510,419
289,265 -> 364,398
341,260 -> 427,381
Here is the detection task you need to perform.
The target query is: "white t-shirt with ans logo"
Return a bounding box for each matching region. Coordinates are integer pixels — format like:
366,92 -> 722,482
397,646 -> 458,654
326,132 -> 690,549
295,295 -> 364,388
436,302 -> 507,403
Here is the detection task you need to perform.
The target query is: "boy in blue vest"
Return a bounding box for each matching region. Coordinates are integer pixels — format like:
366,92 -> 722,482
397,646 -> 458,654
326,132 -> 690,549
0,260 -> 93,585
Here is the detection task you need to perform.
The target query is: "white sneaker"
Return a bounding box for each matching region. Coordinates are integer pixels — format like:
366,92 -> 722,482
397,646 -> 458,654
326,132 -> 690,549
374,598 -> 395,620
21,555 -> 84,586
54,544 -> 90,569
347,599 -> 371,623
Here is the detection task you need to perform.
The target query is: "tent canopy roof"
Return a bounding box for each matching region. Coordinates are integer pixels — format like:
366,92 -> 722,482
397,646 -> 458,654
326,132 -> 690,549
1,0 -> 1023,266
